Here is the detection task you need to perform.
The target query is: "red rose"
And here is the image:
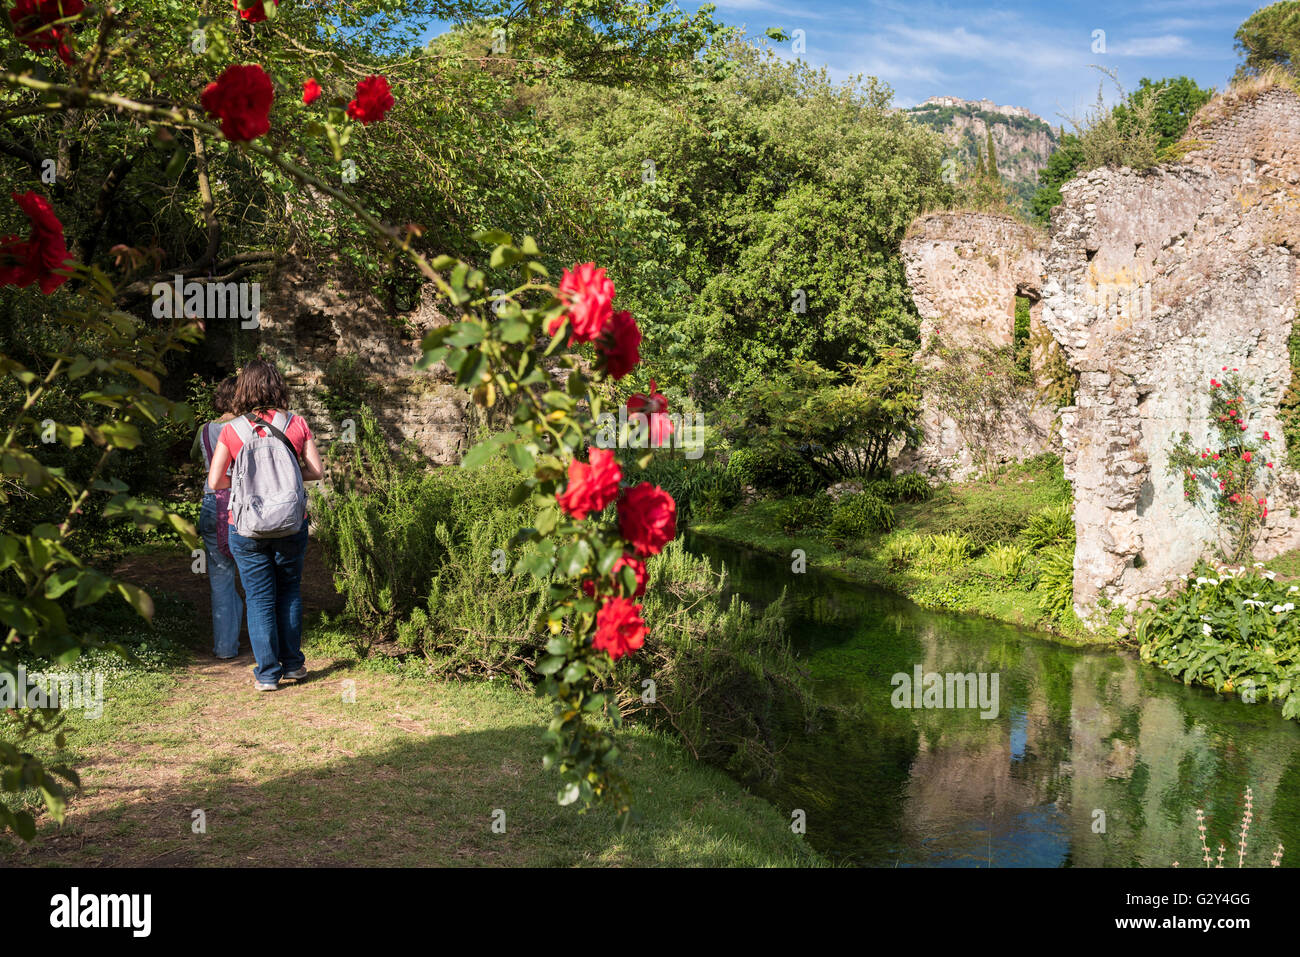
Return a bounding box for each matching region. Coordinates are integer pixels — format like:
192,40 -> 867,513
618,482 -> 676,556
597,309 -> 641,380
582,553 -> 647,599
233,0 -> 277,22
592,596 -> 648,661
556,446 -> 621,520
549,262 -> 615,343
201,64 -> 274,142
1241,423 -> 1248,431
626,379 -> 673,447
347,75 -> 394,125
8,0 -> 83,64
1242,451 -> 1252,463
302,78 -> 322,105
0,191 -> 73,294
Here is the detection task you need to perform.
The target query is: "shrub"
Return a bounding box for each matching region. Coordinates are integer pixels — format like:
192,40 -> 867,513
777,493 -> 833,534
1020,500 -> 1075,550
622,542 -> 814,782
1136,562 -> 1300,719
312,410 -> 522,639
630,455 -> 741,525
916,532 -> 974,571
953,499 -> 1032,551
726,445 -> 819,495
828,492 -> 895,542
1034,543 -> 1076,622
867,473 -> 935,503
987,543 -> 1030,582
879,530 -> 926,570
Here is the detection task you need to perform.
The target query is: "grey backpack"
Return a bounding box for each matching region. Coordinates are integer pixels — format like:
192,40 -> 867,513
228,412 -> 307,539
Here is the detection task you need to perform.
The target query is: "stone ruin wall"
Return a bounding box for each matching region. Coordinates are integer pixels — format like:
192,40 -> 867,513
897,211 -> 1059,479
1039,86 -> 1300,615
202,255 -> 474,465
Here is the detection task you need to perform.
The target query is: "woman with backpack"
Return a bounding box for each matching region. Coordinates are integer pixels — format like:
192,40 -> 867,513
192,376 -> 243,659
206,359 -> 324,691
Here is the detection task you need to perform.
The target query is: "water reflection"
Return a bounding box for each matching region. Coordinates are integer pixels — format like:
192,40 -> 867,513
685,532 -> 1300,868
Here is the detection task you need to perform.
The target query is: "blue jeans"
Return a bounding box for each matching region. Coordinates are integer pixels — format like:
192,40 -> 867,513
199,494 -> 244,658
229,521 -> 308,685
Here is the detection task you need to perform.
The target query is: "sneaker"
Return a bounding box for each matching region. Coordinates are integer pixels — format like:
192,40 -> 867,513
283,666 -> 307,680
254,681 -> 278,692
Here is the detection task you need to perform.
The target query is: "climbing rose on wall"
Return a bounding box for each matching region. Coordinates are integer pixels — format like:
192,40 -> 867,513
347,75 -> 394,125
618,482 -> 677,556
592,596 -> 648,661
201,64 -> 274,142
0,191 -> 73,294
556,447 -> 622,520
8,0 -> 83,64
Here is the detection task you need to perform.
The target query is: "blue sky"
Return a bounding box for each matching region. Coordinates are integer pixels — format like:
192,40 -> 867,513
690,0 -> 1266,121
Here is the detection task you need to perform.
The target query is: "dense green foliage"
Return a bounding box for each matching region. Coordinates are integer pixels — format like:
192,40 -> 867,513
1138,563 -> 1300,720
1235,2 -> 1300,79
315,418 -> 813,782
540,45 -> 949,398
722,353 -> 921,487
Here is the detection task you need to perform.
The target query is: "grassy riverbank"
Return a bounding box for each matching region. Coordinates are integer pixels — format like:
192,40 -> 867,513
0,546 -> 823,867
695,455 -> 1108,643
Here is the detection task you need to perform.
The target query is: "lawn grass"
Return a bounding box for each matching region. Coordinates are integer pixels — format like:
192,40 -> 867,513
0,573 -> 823,867
695,457 -> 1106,644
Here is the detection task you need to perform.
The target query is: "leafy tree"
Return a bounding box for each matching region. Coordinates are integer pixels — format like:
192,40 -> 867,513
720,353 -> 922,483
538,43 -> 948,404
984,128 -> 999,180
1235,1 -> 1300,78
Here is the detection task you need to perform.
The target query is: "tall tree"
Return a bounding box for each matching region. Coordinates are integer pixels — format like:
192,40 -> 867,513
1235,1 -> 1300,78
984,129 -> 999,181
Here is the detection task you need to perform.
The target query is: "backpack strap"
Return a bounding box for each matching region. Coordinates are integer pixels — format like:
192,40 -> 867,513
199,422 -> 215,463
247,413 -> 299,460
230,416 -> 256,445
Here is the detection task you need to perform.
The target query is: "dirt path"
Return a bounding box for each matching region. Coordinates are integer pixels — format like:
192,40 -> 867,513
0,544 -> 817,867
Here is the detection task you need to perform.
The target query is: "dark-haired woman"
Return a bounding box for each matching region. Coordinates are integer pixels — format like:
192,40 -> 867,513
192,376 -> 243,659
206,359 -> 324,691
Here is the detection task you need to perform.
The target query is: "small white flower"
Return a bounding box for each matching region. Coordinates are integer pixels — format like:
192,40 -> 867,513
1273,604 -> 1288,614
1289,585 -> 1298,594
1264,571 -> 1277,580
1254,562 -> 1266,569
1196,577 -> 1209,585
1207,578 -> 1220,586
1246,599 -> 1267,608
1252,592 -> 1260,598
1202,623 -> 1213,636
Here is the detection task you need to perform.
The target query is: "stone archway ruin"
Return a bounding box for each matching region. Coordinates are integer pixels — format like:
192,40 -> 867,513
901,84 -> 1300,620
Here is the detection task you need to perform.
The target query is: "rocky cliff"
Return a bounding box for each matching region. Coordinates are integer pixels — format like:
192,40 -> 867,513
907,97 -> 1058,213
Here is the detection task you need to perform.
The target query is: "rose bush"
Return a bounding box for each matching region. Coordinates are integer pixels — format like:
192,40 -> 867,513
1169,370 -> 1277,562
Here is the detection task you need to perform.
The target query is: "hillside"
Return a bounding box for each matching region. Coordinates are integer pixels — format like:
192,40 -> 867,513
906,96 -> 1058,213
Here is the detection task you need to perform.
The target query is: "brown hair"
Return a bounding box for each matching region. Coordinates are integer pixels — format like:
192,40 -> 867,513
233,358 -> 290,414
213,376 -> 239,415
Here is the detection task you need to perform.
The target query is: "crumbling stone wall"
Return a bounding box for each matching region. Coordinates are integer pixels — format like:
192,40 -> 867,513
898,211 -> 1057,478
1040,86 -> 1300,614
205,255 -> 474,464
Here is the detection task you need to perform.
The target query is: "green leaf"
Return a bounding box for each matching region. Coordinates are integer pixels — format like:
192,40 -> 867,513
537,655 -> 566,676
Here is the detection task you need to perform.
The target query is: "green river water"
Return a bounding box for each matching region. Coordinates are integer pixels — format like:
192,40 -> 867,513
685,532 -> 1300,868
